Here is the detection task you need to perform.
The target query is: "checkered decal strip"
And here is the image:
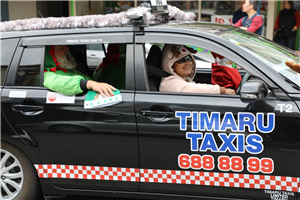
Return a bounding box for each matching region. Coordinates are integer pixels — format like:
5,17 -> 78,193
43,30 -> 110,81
34,165 -> 140,182
141,169 -> 299,192
35,165 -> 299,192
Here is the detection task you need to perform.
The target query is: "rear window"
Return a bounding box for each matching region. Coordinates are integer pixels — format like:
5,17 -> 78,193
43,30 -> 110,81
0,38 -> 19,85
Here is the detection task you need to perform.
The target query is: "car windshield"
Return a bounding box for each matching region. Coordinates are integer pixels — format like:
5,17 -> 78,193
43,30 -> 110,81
219,30 -> 300,87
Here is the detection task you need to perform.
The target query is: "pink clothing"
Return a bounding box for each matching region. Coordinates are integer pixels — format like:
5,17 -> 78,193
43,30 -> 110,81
234,15 -> 263,33
160,75 -> 221,94
159,44 -> 222,94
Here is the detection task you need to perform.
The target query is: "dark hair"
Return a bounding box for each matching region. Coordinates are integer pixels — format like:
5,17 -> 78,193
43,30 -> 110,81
249,0 -> 258,11
287,1 -> 294,9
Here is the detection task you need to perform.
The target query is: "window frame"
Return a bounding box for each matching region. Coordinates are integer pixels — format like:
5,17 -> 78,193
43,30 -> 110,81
6,32 -> 135,91
1,38 -> 20,86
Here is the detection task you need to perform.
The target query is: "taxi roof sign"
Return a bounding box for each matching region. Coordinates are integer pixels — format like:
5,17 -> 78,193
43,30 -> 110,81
139,0 -> 168,14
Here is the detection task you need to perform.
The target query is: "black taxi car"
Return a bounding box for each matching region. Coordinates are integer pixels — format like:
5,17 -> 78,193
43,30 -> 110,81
1,8 -> 300,200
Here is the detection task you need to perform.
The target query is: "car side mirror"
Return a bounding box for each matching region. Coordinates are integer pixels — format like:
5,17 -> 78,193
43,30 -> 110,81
240,79 -> 268,103
240,79 -> 275,112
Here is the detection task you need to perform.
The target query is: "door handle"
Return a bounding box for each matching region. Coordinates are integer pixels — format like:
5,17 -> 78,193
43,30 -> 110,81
12,104 -> 44,116
88,54 -> 99,59
140,110 -> 174,117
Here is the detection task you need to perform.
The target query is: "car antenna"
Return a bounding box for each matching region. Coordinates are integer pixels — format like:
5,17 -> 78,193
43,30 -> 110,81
38,10 -> 44,18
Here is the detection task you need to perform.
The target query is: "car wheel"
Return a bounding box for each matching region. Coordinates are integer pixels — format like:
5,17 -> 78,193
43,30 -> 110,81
1,142 -> 40,200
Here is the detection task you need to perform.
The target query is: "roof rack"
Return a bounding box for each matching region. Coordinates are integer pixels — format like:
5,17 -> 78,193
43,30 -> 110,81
0,2 -> 195,32
126,15 -> 149,31
127,0 -> 169,31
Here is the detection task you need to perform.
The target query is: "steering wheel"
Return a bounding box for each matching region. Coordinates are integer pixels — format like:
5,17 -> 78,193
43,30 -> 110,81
236,72 -> 251,95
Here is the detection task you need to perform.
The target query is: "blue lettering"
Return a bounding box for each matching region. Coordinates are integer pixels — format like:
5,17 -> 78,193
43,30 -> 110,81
220,112 -> 238,132
200,133 -> 218,152
176,111 -> 191,130
256,113 -> 275,133
237,134 -> 245,153
238,113 -> 256,132
200,112 -> 220,131
218,133 -> 237,153
186,132 -> 203,151
192,112 -> 198,131
246,134 -> 263,154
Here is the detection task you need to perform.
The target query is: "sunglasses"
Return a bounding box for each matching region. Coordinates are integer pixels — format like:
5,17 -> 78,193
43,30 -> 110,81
176,55 -> 192,64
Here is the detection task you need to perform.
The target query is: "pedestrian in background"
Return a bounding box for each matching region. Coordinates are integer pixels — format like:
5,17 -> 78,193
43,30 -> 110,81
234,0 -> 263,35
232,1 -> 247,24
274,1 -> 300,49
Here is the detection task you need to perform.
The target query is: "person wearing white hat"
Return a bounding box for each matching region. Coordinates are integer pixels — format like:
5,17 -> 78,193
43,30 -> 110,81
159,44 -> 235,95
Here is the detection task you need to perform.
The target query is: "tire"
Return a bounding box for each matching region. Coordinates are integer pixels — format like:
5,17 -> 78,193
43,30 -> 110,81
1,142 -> 41,200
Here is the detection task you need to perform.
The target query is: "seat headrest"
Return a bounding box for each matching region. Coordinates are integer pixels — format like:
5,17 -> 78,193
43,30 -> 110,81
146,45 -> 162,69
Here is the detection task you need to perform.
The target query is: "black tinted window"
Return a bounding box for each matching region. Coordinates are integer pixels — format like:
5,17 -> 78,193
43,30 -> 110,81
1,38 -> 19,85
15,47 -> 42,86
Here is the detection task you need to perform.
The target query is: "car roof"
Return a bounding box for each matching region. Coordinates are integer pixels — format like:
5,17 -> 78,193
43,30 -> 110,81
155,21 -> 236,32
146,21 -> 242,41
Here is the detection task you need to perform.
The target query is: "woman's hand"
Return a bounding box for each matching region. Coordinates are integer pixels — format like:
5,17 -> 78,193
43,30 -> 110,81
225,88 -> 236,95
292,26 -> 298,32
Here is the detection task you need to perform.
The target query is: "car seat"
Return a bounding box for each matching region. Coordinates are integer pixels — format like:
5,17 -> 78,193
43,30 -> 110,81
146,45 -> 163,91
93,44 -> 126,90
16,69 -> 40,86
69,45 -> 93,77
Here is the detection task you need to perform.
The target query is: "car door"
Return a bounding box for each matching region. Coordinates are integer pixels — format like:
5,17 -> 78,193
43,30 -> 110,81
1,32 -> 140,192
134,32 -> 300,200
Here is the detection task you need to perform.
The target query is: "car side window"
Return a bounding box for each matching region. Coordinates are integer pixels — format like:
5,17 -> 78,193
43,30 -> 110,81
194,50 -> 245,89
193,47 -> 244,70
15,47 -> 42,86
86,44 -> 106,71
145,42 -> 248,95
1,39 -> 19,86
43,43 -> 127,91
192,47 -> 214,69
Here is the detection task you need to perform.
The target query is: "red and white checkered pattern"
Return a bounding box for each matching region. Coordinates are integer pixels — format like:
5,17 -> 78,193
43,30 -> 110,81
34,164 -> 139,182
35,164 -> 299,192
141,169 -> 299,192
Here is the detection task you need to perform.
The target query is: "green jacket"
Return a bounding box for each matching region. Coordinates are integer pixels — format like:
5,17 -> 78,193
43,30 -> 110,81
44,70 -> 92,95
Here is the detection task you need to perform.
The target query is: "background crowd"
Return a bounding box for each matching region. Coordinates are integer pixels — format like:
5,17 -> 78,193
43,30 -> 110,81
233,0 -> 300,50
